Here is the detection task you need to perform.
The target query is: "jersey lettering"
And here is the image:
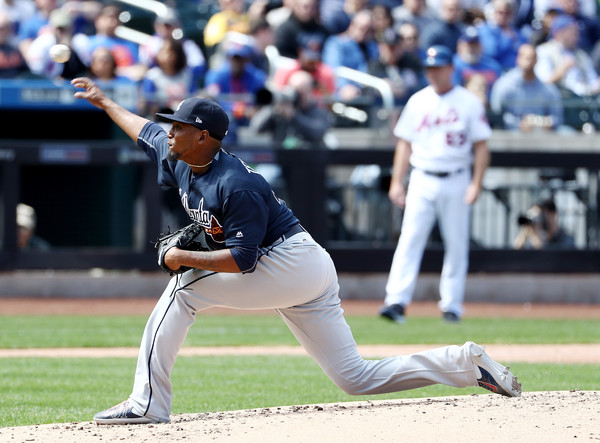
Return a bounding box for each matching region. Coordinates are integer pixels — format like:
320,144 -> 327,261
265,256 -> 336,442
415,108 -> 459,132
180,192 -> 225,243
238,157 -> 260,175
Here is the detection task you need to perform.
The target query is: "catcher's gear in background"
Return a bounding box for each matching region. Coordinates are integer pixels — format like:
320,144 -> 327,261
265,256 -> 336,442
154,223 -> 210,275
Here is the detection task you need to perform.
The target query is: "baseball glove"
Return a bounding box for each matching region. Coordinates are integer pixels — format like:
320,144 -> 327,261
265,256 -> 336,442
154,223 -> 210,275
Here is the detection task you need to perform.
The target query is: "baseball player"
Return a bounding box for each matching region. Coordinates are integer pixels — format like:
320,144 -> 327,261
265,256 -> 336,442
71,77 -> 519,425
380,45 -> 491,325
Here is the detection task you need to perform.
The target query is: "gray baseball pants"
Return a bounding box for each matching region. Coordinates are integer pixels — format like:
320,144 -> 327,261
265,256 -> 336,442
128,232 -> 480,422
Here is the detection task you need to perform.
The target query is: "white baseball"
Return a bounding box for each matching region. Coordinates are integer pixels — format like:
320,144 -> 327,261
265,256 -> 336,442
49,44 -> 71,63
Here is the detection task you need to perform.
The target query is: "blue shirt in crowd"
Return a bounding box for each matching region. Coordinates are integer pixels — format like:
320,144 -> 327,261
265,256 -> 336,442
490,67 -> 564,130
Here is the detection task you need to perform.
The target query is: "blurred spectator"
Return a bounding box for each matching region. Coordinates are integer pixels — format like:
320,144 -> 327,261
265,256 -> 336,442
61,0 -> 103,36
510,0 -> 535,32
274,0 -> 329,59
513,198 -> 575,249
535,14 -> 600,96
265,0 -> 292,28
490,43 -> 563,131
461,0 -> 488,22
204,0 -> 251,50
392,0 -> 436,46
477,0 -> 527,71
323,0 -> 369,36
0,11 -> 30,77
452,26 -> 502,94
534,0 -> 596,20
371,2 -> 394,43
320,0 -> 343,34
464,72 -> 490,107
0,0 -> 35,35
17,0 -> 58,57
322,9 -> 379,101
17,203 -> 50,250
140,38 -> 204,118
553,0 -> 600,52
420,0 -> 464,53
204,42 -> 267,143
247,18 -> 274,74
87,4 -> 142,80
140,38 -> 203,116
398,22 -> 426,61
205,43 -> 267,97
18,0 -> 58,50
368,27 -> 425,104
139,9 -> 205,71
528,6 -> 560,46
250,70 -> 332,148
273,39 -> 336,99
89,46 -> 134,84
25,8 -> 89,79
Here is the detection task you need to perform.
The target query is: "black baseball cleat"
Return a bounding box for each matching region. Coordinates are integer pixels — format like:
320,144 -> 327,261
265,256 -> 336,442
442,311 -> 461,323
94,400 -> 165,425
469,342 -> 522,397
379,303 -> 406,324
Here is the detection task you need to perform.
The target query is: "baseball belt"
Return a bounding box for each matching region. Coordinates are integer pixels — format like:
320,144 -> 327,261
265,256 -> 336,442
421,168 -> 465,178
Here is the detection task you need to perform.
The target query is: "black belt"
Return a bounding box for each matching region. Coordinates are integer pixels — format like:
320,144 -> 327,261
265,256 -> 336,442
271,224 -> 306,246
281,223 -> 306,240
421,168 -> 465,178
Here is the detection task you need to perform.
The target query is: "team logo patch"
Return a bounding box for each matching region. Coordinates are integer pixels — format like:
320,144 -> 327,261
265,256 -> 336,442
205,216 -> 225,242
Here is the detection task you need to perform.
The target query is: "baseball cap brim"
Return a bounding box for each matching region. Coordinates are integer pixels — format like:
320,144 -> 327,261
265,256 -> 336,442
155,112 -> 190,125
423,46 -> 453,67
156,111 -> 229,141
423,58 -> 452,67
156,112 -> 223,140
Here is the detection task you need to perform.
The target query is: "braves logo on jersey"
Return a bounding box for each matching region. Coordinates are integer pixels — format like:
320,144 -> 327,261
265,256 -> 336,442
205,215 -> 225,242
181,193 -> 225,243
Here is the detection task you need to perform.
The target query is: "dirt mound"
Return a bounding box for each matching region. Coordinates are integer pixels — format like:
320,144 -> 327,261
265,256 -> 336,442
2,391 -> 598,442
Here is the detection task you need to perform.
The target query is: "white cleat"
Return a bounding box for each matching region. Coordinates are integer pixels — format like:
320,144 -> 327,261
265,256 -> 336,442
469,342 -> 522,397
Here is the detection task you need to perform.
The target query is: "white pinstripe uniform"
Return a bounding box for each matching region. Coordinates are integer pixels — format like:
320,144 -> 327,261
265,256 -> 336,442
384,84 -> 492,317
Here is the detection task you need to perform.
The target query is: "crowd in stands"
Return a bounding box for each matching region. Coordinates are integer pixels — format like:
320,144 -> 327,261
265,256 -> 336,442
2,0 -> 600,145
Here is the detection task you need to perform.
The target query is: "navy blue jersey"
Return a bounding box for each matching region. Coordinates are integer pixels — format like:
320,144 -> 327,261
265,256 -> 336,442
138,122 -> 299,272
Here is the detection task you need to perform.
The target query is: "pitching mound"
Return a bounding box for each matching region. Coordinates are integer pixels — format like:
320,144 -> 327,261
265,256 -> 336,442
2,391 -> 598,442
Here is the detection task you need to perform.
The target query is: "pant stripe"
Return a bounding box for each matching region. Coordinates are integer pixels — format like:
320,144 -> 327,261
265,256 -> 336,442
142,271 -> 217,417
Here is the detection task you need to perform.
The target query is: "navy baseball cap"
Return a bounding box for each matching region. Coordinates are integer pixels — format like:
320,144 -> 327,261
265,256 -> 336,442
156,98 -> 229,141
423,45 -> 454,67
459,26 -> 480,43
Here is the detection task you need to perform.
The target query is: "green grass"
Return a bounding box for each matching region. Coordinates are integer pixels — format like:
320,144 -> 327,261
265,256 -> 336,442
0,356 -> 597,428
0,314 -> 598,428
1,315 -> 599,348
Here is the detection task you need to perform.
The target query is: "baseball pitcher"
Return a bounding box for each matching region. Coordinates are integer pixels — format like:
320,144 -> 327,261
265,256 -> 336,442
71,76 -> 518,425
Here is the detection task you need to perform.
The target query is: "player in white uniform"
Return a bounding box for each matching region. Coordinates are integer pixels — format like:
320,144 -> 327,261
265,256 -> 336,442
71,77 -> 518,426
381,46 -> 491,324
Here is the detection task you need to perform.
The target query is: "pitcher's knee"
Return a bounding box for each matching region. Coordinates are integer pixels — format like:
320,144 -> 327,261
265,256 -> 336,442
326,359 -> 381,395
329,373 -> 374,395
